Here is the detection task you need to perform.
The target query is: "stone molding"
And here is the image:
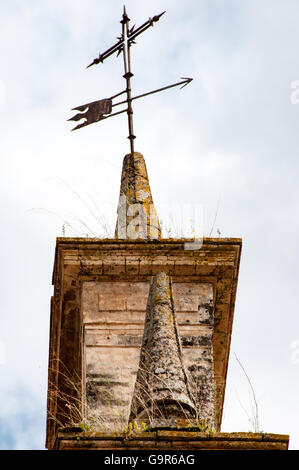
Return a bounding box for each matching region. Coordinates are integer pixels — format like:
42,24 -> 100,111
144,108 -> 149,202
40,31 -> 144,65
54,428 -> 289,450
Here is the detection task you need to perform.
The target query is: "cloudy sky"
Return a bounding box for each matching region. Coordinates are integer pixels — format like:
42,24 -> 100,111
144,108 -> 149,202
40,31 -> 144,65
0,0 -> 298,449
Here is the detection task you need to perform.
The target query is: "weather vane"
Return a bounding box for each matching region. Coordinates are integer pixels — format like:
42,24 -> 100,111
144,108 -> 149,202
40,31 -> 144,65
68,6 -> 193,153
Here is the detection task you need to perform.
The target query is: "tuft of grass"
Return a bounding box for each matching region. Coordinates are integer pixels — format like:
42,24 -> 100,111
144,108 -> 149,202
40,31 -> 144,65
48,357 -> 216,435
48,359 -> 128,433
234,353 -> 261,433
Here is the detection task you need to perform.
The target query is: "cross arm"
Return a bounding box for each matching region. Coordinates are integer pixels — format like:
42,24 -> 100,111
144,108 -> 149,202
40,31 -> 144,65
128,11 -> 166,44
87,37 -> 124,68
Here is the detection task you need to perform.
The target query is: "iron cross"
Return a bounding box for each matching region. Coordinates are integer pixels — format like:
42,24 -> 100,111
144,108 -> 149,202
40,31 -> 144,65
69,7 -> 193,153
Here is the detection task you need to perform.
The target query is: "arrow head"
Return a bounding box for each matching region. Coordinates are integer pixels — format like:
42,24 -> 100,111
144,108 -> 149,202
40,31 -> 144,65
152,11 -> 166,22
180,77 -> 193,89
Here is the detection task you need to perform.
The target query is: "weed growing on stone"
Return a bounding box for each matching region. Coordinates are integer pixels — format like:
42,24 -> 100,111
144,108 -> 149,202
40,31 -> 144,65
48,357 -> 217,435
48,359 -> 128,433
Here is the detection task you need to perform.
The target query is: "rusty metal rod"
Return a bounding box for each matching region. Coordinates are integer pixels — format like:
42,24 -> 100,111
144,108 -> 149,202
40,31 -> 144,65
86,39 -> 124,68
110,89 -> 127,100
86,11 -> 165,68
111,78 -> 193,108
129,15 -> 166,44
128,11 -> 165,39
122,6 -> 135,153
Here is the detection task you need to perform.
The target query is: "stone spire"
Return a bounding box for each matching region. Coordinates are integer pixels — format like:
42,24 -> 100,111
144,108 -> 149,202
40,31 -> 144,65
115,152 -> 161,239
129,272 -> 196,428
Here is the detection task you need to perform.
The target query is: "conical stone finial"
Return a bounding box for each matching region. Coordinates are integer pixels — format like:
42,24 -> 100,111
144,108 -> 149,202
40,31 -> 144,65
115,152 -> 161,240
129,272 -> 196,428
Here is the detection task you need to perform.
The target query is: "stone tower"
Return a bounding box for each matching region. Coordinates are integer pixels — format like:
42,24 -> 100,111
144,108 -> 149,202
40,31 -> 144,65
46,152 -> 289,450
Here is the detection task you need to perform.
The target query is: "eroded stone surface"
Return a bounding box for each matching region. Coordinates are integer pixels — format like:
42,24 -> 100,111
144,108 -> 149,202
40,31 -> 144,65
54,429 -> 289,450
115,152 -> 161,239
129,272 -> 197,428
83,279 -> 216,430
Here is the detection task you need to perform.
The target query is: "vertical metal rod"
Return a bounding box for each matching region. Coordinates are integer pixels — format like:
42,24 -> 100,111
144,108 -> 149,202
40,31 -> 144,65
121,19 -> 128,76
122,7 -> 135,154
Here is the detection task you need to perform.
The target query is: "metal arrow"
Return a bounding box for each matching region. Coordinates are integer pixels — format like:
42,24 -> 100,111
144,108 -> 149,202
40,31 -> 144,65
111,78 -> 193,109
70,8 -> 194,153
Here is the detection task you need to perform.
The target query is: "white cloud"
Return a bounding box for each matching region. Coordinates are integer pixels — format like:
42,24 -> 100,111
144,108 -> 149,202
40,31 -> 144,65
0,80 -> 6,105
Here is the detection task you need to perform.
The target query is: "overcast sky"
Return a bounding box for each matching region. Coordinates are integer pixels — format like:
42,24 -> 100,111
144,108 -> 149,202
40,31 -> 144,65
0,0 -> 298,450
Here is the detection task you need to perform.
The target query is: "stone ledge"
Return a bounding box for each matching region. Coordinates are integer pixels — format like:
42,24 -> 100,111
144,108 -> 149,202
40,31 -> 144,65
55,237 -> 242,245
53,429 -> 289,450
